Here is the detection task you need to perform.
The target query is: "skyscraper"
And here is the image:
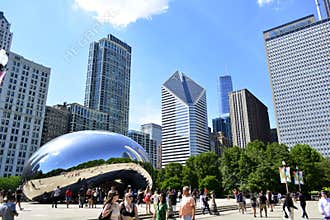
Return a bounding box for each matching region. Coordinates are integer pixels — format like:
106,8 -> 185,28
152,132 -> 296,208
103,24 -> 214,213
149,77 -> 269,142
84,34 -> 131,135
128,130 -> 157,167
161,71 -> 209,167
41,104 -> 70,146
229,89 -> 270,148
141,123 -> 162,168
0,12 -> 13,51
219,75 -> 233,117
212,116 -> 232,145
0,52 -> 50,176
264,15 -> 330,156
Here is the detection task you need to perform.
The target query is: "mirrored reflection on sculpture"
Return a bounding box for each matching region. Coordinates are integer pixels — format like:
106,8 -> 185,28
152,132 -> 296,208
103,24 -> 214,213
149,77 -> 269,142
22,131 -> 152,202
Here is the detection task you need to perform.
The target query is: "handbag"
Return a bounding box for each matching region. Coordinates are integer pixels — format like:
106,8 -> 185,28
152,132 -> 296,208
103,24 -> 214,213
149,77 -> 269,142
98,205 -> 112,220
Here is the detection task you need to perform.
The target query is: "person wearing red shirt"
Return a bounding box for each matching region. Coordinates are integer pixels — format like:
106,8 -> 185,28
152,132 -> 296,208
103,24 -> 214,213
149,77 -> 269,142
65,187 -> 73,208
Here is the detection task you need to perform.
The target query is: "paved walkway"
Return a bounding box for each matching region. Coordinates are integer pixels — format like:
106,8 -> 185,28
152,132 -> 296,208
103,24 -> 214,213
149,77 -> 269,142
10,200 -> 324,220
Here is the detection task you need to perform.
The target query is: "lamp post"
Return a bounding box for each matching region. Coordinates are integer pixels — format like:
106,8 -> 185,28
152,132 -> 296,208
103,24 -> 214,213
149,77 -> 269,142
296,165 -> 301,192
282,161 -> 289,193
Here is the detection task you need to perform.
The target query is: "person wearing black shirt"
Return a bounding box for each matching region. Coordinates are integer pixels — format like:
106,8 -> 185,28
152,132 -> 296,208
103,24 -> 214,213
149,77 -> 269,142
259,192 -> 267,218
299,192 -> 309,219
283,193 -> 298,219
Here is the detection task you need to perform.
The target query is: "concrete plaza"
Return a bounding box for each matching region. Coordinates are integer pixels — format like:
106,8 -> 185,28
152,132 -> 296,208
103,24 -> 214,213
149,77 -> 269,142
13,200 -> 323,220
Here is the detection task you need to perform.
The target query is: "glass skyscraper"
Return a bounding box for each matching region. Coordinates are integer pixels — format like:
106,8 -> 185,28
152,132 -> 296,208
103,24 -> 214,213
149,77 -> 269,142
161,71 -> 209,167
219,75 -> 233,116
84,34 -> 131,135
264,15 -> 330,156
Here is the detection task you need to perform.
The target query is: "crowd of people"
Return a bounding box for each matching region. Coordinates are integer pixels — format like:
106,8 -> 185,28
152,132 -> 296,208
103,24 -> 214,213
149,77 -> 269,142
1,184 -> 330,220
232,188 -> 330,219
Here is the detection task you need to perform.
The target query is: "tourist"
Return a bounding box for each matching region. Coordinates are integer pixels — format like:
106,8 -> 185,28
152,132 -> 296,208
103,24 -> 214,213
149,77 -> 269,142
169,189 -> 177,214
144,186 -> 152,214
15,187 -> 23,211
210,191 -> 220,215
259,191 -> 267,218
318,191 -> 330,220
179,186 -> 195,220
153,192 -> 168,220
52,186 -> 61,208
298,192 -> 309,219
0,193 -> 18,220
192,189 -> 198,204
78,186 -> 85,208
86,188 -> 93,208
0,190 -> 4,204
100,192 -> 120,220
65,187 -> 72,208
152,191 -> 160,213
120,193 -> 139,220
236,190 -> 244,214
200,191 -> 211,215
283,193 -> 298,219
251,194 -> 257,218
267,190 -> 274,212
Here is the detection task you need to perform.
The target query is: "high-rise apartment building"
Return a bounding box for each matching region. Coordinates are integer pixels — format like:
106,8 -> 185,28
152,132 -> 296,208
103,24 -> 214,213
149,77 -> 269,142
128,130 -> 157,167
264,15 -> 330,156
219,75 -> 233,116
229,89 -> 270,148
41,104 -> 70,146
67,103 -> 108,132
0,52 -> 50,176
141,123 -> 162,168
161,71 -> 209,167
84,34 -> 131,135
0,12 -> 13,51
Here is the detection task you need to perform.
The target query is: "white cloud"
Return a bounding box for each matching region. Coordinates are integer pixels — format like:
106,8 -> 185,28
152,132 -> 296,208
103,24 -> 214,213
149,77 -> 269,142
74,0 -> 170,27
257,0 -> 274,7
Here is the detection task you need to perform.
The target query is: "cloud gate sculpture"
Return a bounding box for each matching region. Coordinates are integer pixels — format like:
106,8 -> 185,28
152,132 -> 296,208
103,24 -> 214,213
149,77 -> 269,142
22,131 -> 153,202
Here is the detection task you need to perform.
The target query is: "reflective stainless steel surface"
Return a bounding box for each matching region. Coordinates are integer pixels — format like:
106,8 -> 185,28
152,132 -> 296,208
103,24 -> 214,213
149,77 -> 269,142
22,131 -> 152,201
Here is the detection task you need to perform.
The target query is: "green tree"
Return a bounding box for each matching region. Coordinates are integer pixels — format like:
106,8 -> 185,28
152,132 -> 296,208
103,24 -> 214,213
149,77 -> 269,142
182,157 -> 198,189
164,163 -> 183,179
161,176 -> 182,190
199,175 -> 219,192
220,146 -> 242,193
0,176 -> 21,191
290,144 -> 324,192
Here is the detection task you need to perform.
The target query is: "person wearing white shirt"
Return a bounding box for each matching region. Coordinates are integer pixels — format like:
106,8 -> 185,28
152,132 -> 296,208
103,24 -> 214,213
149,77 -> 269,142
319,191 -> 330,220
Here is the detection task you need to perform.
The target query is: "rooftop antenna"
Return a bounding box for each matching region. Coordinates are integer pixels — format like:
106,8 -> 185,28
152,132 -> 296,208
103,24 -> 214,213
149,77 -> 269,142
315,0 -> 322,20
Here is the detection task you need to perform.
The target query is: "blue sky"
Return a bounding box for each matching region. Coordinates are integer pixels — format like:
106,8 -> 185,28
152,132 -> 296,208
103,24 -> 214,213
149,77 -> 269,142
1,0 -> 324,130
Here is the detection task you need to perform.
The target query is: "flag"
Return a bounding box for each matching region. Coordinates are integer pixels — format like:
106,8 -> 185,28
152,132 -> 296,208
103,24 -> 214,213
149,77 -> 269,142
0,49 -> 8,85
0,70 -> 6,85
279,167 -> 286,183
294,171 -> 304,185
279,167 -> 291,183
285,167 -> 291,183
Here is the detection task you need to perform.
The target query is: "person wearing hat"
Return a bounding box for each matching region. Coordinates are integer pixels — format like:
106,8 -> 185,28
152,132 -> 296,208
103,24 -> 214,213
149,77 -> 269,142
120,193 -> 138,220
319,191 -> 330,220
99,192 -> 120,220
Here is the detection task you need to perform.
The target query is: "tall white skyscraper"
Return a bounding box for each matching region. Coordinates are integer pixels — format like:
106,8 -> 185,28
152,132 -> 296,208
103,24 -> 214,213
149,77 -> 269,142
0,52 -> 50,176
0,12 -> 13,51
161,71 -> 209,167
264,15 -> 330,157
